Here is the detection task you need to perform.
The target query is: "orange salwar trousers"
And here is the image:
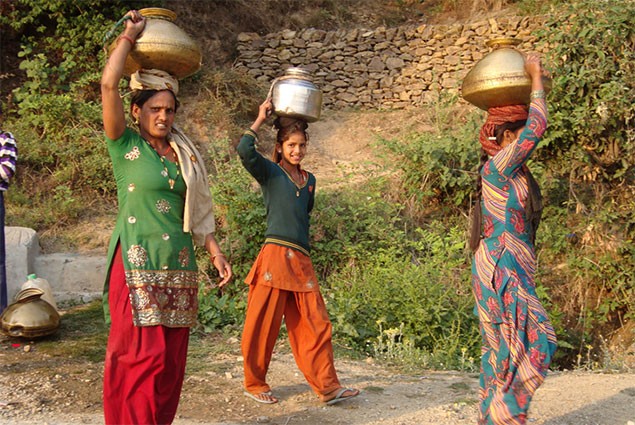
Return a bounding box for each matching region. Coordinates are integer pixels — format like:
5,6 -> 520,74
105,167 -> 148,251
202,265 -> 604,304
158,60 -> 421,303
241,283 -> 341,397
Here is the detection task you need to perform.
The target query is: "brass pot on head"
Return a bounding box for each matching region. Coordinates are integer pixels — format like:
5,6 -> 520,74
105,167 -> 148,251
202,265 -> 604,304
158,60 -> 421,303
107,8 -> 202,79
461,38 -> 551,111
270,67 -> 323,123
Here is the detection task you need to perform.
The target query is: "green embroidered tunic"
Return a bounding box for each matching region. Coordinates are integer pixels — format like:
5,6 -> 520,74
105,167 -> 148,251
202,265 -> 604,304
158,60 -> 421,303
103,128 -> 198,328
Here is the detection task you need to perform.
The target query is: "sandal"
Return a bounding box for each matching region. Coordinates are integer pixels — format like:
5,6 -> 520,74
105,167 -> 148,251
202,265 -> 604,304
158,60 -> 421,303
244,390 -> 278,404
323,387 -> 360,405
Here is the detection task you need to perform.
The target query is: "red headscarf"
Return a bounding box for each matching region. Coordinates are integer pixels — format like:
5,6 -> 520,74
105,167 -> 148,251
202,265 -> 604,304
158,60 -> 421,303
478,105 -> 529,156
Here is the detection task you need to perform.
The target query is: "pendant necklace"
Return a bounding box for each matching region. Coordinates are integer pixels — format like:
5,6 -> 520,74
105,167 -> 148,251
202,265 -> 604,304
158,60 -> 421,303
149,141 -> 180,190
278,163 -> 306,197
160,153 -> 180,189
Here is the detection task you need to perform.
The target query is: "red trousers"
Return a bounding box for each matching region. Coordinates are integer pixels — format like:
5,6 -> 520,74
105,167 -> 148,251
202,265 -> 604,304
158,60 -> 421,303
241,284 -> 341,397
103,244 -> 190,425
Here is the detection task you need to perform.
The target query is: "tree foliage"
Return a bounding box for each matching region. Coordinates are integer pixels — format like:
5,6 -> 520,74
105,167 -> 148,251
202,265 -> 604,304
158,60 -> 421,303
536,0 -> 635,184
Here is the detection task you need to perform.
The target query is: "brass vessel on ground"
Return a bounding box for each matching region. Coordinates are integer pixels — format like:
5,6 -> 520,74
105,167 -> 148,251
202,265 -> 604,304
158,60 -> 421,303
107,8 -> 202,79
1,288 -> 60,338
461,38 -> 551,110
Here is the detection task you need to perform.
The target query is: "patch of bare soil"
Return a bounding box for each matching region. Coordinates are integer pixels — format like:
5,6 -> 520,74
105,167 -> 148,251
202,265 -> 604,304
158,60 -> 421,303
1,326 -> 635,425
303,109 -> 435,190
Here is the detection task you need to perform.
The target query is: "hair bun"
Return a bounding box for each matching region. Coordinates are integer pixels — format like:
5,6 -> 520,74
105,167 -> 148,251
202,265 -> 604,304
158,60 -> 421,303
274,116 -> 308,131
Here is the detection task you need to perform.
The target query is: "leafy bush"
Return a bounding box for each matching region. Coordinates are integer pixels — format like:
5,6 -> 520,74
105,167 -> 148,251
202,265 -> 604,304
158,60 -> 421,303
310,179 -> 408,280
325,222 -> 480,369
1,0 -> 145,229
537,0 -> 635,184
529,0 -> 635,368
380,95 -> 483,217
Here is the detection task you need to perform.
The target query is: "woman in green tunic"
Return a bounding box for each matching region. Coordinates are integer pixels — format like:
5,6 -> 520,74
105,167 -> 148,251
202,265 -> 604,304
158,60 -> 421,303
100,9 -> 232,424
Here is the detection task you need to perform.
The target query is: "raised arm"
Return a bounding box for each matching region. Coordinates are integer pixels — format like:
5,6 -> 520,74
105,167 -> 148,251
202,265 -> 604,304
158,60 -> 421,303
101,10 -> 145,140
237,98 -> 274,183
494,53 -> 549,177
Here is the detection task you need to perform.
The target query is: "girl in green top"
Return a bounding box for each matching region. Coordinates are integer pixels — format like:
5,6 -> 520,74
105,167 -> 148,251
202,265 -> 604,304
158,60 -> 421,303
237,98 -> 359,405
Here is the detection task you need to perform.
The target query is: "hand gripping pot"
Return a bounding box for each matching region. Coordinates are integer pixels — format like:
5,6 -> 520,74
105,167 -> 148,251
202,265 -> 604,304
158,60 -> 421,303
107,8 -> 202,79
270,68 -> 323,123
461,38 -> 551,110
1,288 -> 60,338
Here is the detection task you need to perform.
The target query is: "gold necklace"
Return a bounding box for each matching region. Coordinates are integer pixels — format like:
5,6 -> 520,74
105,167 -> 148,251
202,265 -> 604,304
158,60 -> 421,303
147,140 -> 180,190
159,153 -> 180,190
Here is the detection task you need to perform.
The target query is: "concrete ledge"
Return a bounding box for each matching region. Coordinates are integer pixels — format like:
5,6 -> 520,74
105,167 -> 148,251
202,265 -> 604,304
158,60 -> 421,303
34,253 -> 106,306
6,226 -> 106,306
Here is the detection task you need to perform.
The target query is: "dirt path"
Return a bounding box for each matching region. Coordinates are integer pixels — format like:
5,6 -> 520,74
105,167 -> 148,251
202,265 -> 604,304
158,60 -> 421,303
2,110 -> 634,424
1,337 -> 634,425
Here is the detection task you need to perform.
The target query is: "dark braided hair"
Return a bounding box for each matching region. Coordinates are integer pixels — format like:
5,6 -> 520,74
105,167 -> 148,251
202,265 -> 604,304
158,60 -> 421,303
469,148 -> 490,252
469,119 -> 543,252
271,117 -> 309,163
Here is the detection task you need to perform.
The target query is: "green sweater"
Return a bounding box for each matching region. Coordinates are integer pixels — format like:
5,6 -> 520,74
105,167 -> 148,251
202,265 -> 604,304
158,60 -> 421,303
237,130 -> 316,253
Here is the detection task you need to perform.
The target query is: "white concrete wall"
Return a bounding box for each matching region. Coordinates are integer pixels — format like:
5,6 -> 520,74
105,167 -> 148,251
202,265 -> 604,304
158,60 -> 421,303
5,227 -> 105,308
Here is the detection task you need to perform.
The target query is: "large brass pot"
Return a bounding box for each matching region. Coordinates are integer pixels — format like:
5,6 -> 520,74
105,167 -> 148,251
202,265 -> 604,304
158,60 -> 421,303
107,8 -> 202,79
461,38 -> 551,110
271,68 -> 323,123
1,288 -> 60,338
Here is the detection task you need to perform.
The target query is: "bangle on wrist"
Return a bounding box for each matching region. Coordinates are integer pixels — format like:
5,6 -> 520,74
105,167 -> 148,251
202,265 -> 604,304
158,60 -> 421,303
530,90 -> 545,100
211,253 -> 226,262
118,34 -> 136,47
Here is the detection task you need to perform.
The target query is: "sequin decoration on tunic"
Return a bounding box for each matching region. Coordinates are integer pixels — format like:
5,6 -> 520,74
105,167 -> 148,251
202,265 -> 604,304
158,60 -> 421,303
126,269 -> 199,327
174,291 -> 190,310
178,247 -> 190,268
156,199 -> 171,214
127,244 -> 148,267
124,146 -> 141,161
133,287 -> 150,309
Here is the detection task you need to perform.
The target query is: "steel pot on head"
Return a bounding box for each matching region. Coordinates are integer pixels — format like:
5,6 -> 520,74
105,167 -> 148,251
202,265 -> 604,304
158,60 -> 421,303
461,38 -> 551,110
107,8 -> 202,79
270,68 -> 323,123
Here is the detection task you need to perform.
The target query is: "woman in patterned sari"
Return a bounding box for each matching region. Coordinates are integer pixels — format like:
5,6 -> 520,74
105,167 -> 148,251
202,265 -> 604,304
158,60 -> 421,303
469,53 -> 557,424
100,10 -> 232,424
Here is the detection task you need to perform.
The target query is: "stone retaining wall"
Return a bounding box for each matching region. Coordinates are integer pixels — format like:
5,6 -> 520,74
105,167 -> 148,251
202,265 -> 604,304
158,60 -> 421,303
234,16 -> 547,110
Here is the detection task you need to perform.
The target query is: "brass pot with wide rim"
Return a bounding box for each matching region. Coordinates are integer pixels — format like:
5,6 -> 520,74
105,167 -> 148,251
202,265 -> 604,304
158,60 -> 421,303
461,38 -> 551,110
107,8 -> 202,79
1,288 -> 60,339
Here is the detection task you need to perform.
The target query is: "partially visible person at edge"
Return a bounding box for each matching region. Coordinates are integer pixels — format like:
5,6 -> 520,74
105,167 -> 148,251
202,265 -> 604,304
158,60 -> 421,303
236,98 -> 360,406
0,103 -> 18,314
469,52 -> 557,425
100,10 -> 232,425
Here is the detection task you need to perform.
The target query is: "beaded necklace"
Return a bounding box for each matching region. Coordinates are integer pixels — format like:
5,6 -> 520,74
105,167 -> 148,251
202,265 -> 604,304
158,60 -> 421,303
148,140 -> 180,190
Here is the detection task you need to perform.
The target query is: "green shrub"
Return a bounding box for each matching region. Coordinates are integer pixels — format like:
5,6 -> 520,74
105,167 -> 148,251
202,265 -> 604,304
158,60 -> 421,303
325,223 -> 480,370
537,0 -> 635,184
380,96 -> 483,217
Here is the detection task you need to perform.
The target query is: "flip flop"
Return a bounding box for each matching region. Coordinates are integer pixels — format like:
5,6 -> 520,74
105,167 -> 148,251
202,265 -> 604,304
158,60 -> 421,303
324,388 -> 360,405
243,390 -> 278,404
